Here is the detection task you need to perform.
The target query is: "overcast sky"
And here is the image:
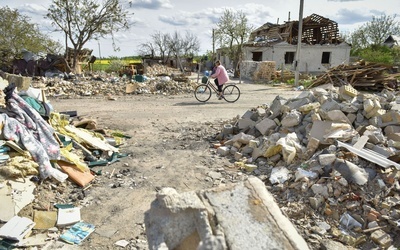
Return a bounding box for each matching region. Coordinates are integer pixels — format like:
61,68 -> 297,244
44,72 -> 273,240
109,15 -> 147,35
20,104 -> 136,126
2,0 -> 399,58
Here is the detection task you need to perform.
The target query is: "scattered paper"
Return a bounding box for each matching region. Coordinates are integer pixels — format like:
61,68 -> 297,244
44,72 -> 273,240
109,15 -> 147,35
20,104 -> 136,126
57,207 -> 81,226
60,221 -> 95,245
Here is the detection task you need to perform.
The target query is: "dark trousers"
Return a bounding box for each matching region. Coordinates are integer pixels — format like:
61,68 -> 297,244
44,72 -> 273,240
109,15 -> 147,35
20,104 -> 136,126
214,79 -> 222,93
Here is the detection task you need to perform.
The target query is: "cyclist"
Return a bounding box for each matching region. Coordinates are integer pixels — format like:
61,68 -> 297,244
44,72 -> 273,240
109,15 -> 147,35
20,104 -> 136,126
210,60 -> 229,100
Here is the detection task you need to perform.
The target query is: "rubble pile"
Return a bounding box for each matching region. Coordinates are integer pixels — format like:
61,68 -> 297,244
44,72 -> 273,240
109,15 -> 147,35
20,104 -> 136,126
27,64 -> 196,98
212,83 -> 400,249
309,61 -> 400,91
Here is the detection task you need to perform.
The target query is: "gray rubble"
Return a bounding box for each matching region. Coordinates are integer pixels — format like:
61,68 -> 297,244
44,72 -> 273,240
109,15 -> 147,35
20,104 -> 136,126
210,83 -> 400,249
27,64 -> 197,98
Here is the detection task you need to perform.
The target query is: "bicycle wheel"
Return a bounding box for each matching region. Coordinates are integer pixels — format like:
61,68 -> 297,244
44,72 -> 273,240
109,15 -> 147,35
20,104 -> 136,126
194,84 -> 212,102
222,84 -> 240,103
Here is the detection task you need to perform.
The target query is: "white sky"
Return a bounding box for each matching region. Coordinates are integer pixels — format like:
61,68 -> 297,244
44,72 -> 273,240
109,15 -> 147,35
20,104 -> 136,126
2,0 -> 400,58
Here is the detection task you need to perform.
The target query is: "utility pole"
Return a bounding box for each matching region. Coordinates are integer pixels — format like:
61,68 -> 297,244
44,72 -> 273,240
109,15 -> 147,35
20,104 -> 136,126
294,0 -> 304,87
98,41 -> 102,59
212,29 -> 215,61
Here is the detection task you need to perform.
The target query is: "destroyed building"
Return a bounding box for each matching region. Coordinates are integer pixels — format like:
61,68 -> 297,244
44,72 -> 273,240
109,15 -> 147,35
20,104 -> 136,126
243,13 -> 351,73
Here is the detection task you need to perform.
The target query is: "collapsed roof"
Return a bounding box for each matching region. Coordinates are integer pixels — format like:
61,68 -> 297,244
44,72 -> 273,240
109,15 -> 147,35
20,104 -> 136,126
247,13 -> 345,46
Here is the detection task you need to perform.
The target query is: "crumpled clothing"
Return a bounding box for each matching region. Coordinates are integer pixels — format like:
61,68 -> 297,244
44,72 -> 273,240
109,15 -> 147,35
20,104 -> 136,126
0,113 -> 55,179
0,155 -> 39,178
3,85 -> 60,160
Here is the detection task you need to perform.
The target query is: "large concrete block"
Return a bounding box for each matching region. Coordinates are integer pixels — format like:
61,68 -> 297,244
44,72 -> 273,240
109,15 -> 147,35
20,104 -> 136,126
144,177 -> 310,250
255,118 -> 276,135
4,73 -> 31,91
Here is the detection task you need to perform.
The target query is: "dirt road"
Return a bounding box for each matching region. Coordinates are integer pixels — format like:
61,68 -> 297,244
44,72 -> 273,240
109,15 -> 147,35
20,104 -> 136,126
46,79 -> 300,249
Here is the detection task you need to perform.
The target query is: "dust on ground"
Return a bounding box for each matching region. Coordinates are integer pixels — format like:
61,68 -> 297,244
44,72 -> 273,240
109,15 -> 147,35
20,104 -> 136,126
17,77 -> 299,249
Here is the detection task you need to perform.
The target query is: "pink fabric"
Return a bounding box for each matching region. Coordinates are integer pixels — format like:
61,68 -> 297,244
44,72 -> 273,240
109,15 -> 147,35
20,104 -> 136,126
211,65 -> 229,85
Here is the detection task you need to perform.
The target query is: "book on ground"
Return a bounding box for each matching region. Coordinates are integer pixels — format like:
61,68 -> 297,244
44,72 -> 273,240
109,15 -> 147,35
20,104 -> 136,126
0,216 -> 35,242
56,207 -> 81,226
60,221 -> 95,245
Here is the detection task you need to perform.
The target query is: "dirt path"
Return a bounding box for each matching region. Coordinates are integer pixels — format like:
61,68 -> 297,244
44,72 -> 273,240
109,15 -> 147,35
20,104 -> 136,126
46,80 -> 300,249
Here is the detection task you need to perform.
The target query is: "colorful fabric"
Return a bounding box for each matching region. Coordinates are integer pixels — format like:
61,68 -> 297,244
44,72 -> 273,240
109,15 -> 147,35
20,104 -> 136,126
0,113 -> 54,179
4,89 -> 60,161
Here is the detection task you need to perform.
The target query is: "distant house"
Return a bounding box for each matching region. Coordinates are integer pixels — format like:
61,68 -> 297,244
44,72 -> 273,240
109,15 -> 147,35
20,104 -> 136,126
240,13 -> 351,75
383,35 -> 400,48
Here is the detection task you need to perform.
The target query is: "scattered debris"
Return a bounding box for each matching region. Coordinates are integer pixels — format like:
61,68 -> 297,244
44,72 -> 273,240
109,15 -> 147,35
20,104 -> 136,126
309,61 -> 400,91
210,83 -> 400,249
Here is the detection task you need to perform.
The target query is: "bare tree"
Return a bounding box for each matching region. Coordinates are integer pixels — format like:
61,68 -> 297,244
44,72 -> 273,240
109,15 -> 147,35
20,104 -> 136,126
138,41 -> 156,58
166,31 -> 200,71
140,31 -> 200,69
214,9 -> 253,77
152,31 -> 171,64
47,0 -> 131,73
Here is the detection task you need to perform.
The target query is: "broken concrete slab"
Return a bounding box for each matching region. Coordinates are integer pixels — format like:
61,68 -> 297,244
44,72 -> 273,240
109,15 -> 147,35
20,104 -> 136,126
0,182 -> 15,222
144,177 -> 309,250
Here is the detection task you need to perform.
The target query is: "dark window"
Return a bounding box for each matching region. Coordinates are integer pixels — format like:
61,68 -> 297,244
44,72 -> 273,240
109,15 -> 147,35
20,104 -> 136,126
284,52 -> 295,64
252,52 -> 263,61
321,52 -> 331,64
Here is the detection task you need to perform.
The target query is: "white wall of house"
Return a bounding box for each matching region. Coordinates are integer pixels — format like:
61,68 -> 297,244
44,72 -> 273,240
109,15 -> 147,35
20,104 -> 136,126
243,42 -> 351,74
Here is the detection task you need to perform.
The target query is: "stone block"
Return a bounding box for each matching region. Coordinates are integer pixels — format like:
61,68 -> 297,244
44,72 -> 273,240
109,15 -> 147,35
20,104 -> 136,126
370,229 -> 392,248
311,184 -> 329,198
269,96 -> 287,120
318,154 -> 336,166
144,177 -> 310,250
234,152 -> 243,161
339,85 -> 358,97
217,146 -> 230,156
309,196 -> 325,210
347,113 -> 356,124
237,118 -> 256,130
298,102 -> 320,113
326,110 -> 350,124
255,118 -> 276,135
281,110 -> 302,127
241,110 -> 258,121
5,73 -> 31,91
320,98 -> 340,112
385,125 -> 400,135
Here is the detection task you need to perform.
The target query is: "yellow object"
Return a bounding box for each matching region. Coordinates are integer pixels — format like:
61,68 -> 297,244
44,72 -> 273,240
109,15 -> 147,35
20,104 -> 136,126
0,156 -> 39,177
263,145 -> 282,158
60,144 -> 89,172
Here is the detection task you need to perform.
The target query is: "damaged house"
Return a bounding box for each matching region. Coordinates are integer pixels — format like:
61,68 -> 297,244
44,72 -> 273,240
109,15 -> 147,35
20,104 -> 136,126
236,14 -> 351,80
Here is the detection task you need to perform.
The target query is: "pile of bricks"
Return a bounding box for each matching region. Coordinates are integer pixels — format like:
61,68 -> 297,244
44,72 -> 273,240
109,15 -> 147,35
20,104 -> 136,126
213,83 -> 400,249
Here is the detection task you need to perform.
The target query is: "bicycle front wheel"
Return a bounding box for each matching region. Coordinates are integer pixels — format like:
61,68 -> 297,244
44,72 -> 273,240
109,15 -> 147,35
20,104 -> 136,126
194,84 -> 212,102
222,85 -> 240,103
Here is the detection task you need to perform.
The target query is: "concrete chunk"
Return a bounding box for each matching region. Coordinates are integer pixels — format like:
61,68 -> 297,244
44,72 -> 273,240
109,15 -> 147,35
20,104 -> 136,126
255,118 -> 276,135
144,177 -> 310,250
371,229 -> 392,248
4,73 -> 31,91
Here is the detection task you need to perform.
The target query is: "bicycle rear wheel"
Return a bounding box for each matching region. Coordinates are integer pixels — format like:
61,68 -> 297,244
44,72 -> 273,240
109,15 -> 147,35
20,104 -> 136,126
222,84 -> 240,103
194,84 -> 212,102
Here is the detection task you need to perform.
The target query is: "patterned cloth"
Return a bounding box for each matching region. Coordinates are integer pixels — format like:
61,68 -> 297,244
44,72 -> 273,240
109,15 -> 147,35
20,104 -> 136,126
0,114 -> 54,179
4,88 -> 60,160
2,84 -> 61,179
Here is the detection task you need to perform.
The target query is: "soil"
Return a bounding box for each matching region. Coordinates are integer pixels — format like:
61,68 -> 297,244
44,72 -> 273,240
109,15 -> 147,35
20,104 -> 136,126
16,77 -> 300,249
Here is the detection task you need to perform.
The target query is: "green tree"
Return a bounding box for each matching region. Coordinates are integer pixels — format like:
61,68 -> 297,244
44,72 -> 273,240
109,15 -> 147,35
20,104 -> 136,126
348,14 -> 400,55
0,6 -> 62,71
214,9 -> 253,77
47,0 -> 131,73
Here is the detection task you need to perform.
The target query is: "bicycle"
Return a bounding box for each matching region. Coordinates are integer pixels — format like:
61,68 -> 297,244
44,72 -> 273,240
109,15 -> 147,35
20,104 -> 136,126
194,77 -> 240,103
